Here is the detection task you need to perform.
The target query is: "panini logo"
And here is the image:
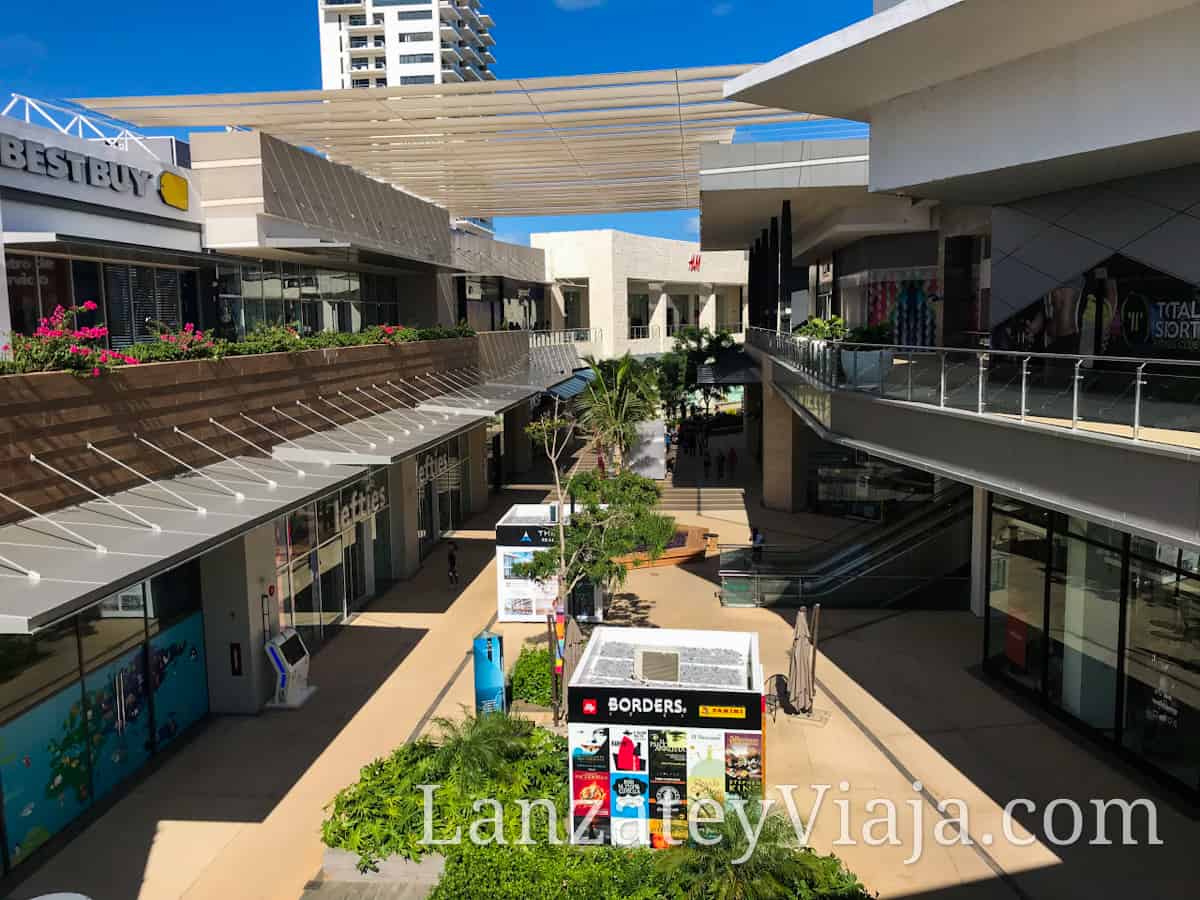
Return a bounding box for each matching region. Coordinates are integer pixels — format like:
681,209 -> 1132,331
699,705 -> 746,719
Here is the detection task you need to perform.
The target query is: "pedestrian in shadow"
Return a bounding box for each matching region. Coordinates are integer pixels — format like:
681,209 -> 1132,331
716,451 -> 726,480
751,527 -> 764,564
448,541 -> 459,586
727,446 -> 738,478
703,451 -> 712,481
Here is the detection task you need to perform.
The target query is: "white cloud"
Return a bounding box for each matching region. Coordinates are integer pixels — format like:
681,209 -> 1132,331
554,0 -> 606,9
712,2 -> 735,15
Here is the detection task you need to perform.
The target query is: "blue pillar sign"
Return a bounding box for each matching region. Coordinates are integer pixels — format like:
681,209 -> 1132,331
473,631 -> 507,715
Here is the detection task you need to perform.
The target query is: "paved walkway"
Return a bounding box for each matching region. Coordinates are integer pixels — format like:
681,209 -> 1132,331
14,457 -> 1200,900
11,489 -> 545,900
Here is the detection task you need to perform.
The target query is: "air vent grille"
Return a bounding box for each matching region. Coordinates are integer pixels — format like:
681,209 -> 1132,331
635,648 -> 680,683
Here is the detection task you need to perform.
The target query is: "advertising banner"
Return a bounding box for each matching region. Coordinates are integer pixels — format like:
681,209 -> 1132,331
649,729 -> 688,848
567,685 -> 763,730
725,732 -> 764,801
496,548 -> 559,622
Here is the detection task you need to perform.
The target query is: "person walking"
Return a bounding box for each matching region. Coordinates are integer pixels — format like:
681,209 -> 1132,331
447,541 -> 460,586
716,451 -> 726,480
702,451 -> 712,481
727,446 -> 738,478
751,527 -> 764,564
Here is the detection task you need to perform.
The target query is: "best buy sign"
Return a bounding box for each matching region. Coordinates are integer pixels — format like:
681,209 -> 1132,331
0,132 -> 189,211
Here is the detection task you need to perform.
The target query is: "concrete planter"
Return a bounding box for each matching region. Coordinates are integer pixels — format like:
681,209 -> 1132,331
321,847 -> 445,894
840,348 -> 894,389
0,337 -> 479,526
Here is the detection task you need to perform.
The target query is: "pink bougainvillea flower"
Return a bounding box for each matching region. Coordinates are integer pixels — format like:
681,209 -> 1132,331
82,301 -> 99,312
92,367 -> 101,378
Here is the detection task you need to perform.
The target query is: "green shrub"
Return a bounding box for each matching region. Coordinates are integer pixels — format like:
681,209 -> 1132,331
321,713 -> 567,871
432,843 -> 664,900
511,646 -> 554,707
794,316 -> 848,341
846,322 -> 894,345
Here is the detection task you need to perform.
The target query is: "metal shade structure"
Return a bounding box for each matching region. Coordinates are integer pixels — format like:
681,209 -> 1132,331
73,67 -> 823,218
0,457 -> 366,633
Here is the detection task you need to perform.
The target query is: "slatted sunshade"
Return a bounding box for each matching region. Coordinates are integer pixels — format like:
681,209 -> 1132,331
73,67 -> 821,218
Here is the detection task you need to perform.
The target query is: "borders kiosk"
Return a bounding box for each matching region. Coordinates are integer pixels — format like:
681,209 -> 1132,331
264,627 -> 317,709
566,627 -> 764,848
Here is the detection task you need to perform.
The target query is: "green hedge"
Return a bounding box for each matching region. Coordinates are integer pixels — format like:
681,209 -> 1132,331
432,844 -> 662,900
511,646 -> 554,707
321,714 -> 567,871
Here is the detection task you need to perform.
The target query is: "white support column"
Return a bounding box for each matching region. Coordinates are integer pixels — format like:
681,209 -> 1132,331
200,522 -> 277,715
652,291 -> 669,352
700,286 -> 718,333
970,486 -> 989,618
468,424 -> 490,514
389,459 -> 422,580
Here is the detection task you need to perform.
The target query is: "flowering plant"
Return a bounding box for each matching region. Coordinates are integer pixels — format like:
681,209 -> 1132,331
127,322 -> 225,363
5,303 -> 140,377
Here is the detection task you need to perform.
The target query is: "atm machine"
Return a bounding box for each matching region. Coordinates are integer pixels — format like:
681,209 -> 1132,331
265,627 -> 317,709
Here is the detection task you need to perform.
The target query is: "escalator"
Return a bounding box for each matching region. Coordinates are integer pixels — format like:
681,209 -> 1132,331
719,483 -> 973,608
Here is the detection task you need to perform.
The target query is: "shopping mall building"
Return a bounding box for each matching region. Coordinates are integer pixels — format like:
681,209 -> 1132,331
0,110 -> 584,876
703,0 -> 1200,803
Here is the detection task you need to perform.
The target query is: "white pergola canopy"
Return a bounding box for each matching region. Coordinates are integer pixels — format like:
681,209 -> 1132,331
74,67 -> 820,218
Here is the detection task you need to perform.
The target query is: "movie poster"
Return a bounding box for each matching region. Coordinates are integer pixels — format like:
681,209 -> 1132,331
686,730 -> 726,811
648,729 -> 688,848
725,732 -> 763,801
572,771 -> 610,819
573,813 -> 611,845
569,724 -> 611,774
610,726 -> 649,774
610,772 -> 650,847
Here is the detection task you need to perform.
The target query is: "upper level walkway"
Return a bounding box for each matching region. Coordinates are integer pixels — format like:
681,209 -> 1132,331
746,328 -> 1200,552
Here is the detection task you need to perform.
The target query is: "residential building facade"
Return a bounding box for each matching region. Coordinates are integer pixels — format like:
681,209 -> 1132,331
318,0 -> 497,90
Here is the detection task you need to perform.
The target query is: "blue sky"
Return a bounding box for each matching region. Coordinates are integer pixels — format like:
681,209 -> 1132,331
0,0 -> 870,243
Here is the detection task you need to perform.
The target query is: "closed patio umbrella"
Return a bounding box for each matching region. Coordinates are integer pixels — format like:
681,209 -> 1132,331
789,606 -> 818,714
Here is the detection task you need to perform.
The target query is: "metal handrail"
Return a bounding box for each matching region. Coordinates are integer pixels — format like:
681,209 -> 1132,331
747,326 -> 1200,447
747,327 -> 1200,369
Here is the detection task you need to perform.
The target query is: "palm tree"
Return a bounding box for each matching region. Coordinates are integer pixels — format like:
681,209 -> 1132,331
575,353 -> 658,472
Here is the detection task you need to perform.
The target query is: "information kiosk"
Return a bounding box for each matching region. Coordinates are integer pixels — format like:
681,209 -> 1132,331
264,627 -> 318,709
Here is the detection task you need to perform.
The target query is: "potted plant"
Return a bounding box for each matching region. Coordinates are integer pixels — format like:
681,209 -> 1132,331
841,321 -> 895,388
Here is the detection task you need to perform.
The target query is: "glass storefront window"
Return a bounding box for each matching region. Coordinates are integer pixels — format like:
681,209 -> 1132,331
242,264 -> 266,335
1046,531 -> 1122,735
288,503 -> 317,558
0,618 -> 89,868
987,503 -> 1049,694
71,261 -> 105,331
1123,559 -> 1200,791
291,557 -> 319,648
5,254 -> 41,335
261,262 -> 284,327
317,493 -> 340,545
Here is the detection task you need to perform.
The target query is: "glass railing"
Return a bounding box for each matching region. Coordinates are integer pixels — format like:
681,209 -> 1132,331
718,573 -> 970,608
628,325 -> 658,341
747,327 -> 1200,452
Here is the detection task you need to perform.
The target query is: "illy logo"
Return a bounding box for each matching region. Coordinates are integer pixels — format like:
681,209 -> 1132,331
582,699 -> 598,716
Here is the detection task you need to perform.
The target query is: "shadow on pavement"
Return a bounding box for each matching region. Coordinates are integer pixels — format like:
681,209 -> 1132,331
790,608 -> 1200,900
